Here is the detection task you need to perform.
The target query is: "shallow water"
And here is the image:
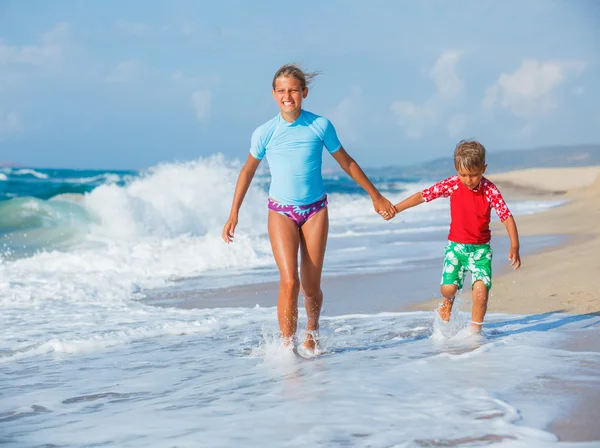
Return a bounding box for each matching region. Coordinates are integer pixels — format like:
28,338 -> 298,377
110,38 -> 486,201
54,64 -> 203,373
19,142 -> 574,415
2,308 -> 599,447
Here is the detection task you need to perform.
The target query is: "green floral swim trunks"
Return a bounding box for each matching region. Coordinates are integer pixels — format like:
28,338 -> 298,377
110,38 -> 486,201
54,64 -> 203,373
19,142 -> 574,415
441,241 -> 493,290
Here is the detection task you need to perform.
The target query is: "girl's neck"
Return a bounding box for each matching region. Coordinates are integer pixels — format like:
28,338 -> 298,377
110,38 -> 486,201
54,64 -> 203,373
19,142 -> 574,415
281,109 -> 302,123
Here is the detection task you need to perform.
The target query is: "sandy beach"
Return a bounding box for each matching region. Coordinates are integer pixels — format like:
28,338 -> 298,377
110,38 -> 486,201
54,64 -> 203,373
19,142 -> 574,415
489,166 -> 600,315
411,166 -> 600,315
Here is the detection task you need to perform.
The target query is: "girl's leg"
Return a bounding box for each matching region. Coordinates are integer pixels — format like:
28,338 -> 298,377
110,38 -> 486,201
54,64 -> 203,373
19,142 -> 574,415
298,208 -> 329,351
470,280 -> 489,333
439,284 -> 458,322
268,211 -> 301,344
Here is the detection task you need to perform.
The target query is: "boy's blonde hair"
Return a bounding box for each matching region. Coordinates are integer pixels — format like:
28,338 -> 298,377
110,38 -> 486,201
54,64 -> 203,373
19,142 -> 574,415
454,139 -> 486,172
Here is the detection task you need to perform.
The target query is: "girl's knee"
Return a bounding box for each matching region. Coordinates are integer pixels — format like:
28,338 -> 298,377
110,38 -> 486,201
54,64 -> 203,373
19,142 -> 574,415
280,276 -> 300,293
301,286 -> 322,300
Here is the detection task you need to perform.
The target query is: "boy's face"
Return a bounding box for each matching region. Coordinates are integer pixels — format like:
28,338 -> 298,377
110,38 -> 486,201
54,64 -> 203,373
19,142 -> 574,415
457,164 -> 487,190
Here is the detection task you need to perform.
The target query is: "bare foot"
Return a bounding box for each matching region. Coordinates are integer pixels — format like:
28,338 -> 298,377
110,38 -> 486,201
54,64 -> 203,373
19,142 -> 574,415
469,321 -> 483,334
303,331 -> 318,353
281,335 -> 295,349
438,297 -> 455,322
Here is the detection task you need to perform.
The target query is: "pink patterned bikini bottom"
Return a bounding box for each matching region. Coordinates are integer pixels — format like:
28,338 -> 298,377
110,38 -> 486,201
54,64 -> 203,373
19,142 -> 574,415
267,195 -> 328,227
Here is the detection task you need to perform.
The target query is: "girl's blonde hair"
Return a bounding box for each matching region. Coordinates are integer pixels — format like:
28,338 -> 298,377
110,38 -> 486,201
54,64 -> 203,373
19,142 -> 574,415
272,63 -> 319,90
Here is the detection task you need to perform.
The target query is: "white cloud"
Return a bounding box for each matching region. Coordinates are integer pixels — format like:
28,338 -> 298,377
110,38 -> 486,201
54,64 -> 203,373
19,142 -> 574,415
482,59 -> 586,118
115,20 -> 151,36
0,23 -> 68,67
573,86 -> 585,97
0,110 -> 24,135
327,86 -> 364,143
191,90 -> 212,123
390,50 -> 463,139
390,100 -> 437,140
432,50 -> 463,100
447,114 -> 467,138
106,60 -> 142,84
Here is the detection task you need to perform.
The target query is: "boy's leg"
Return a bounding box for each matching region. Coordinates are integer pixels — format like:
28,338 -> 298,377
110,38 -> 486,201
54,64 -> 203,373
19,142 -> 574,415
467,244 -> 493,333
439,242 -> 466,322
470,280 -> 489,333
439,284 -> 458,322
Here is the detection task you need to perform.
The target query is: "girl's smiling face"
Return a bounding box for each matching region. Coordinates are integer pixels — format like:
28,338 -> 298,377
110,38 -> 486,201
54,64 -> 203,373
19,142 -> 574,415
272,76 -> 308,121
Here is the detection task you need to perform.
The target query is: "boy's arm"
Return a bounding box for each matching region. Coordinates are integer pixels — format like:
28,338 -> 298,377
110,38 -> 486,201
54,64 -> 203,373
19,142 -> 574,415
394,192 -> 425,213
393,177 -> 457,215
484,179 -> 521,269
502,216 -> 521,269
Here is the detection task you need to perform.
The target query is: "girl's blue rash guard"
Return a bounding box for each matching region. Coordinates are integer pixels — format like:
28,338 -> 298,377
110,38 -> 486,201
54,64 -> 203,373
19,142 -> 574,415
249,110 -> 342,206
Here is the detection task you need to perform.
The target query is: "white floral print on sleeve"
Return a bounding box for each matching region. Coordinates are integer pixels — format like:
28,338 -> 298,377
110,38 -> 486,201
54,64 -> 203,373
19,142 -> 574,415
482,178 -> 512,222
421,176 -> 460,202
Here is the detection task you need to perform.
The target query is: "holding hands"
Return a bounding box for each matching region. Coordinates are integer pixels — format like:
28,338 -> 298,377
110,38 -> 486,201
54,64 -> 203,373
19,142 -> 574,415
373,195 -> 396,221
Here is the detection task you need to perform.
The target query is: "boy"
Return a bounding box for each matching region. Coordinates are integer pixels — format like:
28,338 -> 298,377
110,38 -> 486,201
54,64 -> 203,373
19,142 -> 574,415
391,140 -> 521,333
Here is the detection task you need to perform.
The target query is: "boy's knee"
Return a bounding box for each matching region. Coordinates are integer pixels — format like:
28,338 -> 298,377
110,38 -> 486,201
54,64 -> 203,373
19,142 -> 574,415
440,284 -> 458,298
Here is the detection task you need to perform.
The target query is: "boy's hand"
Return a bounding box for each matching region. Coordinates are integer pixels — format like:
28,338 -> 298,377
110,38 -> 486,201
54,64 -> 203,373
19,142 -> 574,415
508,247 -> 521,269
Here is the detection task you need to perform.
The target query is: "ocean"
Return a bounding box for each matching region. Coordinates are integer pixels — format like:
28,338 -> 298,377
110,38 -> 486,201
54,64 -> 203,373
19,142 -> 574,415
1,157 -> 599,447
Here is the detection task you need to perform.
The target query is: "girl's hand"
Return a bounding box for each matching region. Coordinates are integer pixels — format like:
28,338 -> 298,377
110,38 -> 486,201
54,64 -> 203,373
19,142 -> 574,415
372,195 -> 396,220
508,247 -> 521,269
222,215 -> 238,243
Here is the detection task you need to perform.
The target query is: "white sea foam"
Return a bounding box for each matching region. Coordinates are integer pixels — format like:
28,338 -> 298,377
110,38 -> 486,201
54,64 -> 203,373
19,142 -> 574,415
63,173 -> 122,184
13,168 -> 49,179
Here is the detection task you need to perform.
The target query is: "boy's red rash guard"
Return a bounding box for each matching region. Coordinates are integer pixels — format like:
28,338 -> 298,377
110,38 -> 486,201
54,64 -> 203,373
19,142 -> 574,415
421,176 -> 512,244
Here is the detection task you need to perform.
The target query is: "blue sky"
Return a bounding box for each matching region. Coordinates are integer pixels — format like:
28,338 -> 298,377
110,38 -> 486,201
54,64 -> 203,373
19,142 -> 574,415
0,0 -> 598,170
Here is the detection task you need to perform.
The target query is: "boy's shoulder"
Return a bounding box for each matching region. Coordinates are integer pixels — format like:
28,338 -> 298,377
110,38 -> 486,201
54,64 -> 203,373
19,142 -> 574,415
421,175 -> 460,201
480,177 -> 502,194
433,175 -> 460,190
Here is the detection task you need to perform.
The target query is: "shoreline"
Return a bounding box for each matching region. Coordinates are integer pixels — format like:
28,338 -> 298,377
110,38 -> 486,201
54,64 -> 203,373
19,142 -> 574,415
143,233 -> 562,316
410,166 -> 600,316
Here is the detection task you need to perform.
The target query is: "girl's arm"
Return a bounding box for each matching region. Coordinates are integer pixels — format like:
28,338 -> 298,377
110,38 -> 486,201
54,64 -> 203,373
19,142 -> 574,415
331,148 -> 396,219
222,154 -> 261,243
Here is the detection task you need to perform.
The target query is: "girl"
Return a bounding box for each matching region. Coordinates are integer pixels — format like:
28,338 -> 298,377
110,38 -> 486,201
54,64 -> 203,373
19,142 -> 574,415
222,64 -> 395,353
